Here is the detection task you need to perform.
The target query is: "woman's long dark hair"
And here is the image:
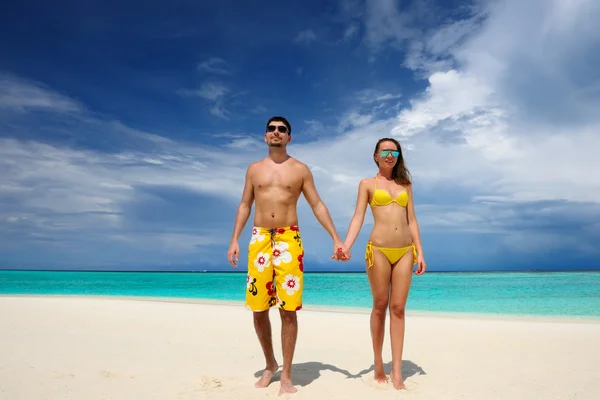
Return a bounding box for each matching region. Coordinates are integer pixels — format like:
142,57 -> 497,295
374,137 -> 412,186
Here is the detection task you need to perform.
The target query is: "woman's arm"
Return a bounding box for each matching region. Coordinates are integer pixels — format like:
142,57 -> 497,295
406,184 -> 424,256
343,179 -> 371,250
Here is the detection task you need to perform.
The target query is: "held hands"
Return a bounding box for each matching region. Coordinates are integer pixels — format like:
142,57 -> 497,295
332,241 -> 351,262
229,239 -> 351,267
227,242 -> 240,268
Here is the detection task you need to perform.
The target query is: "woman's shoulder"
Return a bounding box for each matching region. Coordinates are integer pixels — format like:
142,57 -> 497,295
359,176 -> 376,187
357,177 -> 378,195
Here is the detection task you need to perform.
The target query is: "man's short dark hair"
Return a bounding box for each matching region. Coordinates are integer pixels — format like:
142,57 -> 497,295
266,116 -> 292,136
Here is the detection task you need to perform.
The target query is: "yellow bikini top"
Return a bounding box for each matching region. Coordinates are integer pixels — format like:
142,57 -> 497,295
370,175 -> 408,208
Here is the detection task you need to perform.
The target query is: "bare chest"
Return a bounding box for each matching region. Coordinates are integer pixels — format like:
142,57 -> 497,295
253,168 -> 303,193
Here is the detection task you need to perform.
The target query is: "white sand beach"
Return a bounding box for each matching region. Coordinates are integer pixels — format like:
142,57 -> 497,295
1,295 -> 599,400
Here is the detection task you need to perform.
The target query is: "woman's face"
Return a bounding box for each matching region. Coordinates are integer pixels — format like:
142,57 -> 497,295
375,140 -> 399,168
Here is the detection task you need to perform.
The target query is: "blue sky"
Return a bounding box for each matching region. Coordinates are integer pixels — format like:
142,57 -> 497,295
1,0 -> 599,272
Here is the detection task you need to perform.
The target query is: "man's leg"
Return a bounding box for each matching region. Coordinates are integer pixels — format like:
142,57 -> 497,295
278,309 -> 298,395
271,225 -> 304,395
246,227 -> 280,388
253,310 -> 279,388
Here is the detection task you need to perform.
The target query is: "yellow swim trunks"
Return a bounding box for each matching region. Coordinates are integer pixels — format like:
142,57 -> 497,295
246,225 -> 304,312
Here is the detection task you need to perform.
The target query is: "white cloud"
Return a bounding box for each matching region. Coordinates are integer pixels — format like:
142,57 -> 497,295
393,69 -> 498,136
343,24 -> 359,40
363,0 -> 416,53
209,101 -> 229,119
178,82 -> 228,101
197,57 -> 232,75
403,8 -> 486,77
339,111 -> 373,130
290,0 -> 600,255
0,131 -> 254,265
0,91 -> 260,251
177,82 -> 231,119
250,104 -> 267,114
304,120 -> 324,132
327,0 -> 600,209
0,74 -> 83,113
294,29 -> 317,45
356,89 -> 402,104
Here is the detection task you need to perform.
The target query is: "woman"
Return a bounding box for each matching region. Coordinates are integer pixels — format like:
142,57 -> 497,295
338,137 -> 426,389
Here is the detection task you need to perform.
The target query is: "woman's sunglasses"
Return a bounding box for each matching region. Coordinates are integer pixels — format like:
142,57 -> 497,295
267,125 -> 288,133
379,150 -> 400,158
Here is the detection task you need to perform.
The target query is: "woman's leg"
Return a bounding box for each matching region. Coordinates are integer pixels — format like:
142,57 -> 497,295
388,250 -> 415,389
366,247 -> 392,383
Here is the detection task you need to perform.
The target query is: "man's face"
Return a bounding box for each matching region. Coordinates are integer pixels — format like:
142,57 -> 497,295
264,121 -> 290,147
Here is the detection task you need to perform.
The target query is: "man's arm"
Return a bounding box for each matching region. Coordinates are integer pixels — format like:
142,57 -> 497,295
230,165 -> 255,244
227,165 -> 254,266
300,164 -> 342,244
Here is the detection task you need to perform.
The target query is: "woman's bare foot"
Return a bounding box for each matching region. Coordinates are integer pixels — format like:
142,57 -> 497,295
391,369 -> 406,390
278,376 -> 297,396
373,363 -> 389,384
254,363 -> 278,388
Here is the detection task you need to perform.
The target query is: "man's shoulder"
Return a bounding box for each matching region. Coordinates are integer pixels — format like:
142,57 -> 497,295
288,157 -> 311,175
247,158 -> 268,171
289,157 -> 308,168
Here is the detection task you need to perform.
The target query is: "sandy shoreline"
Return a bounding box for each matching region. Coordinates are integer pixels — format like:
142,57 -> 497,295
4,293 -> 600,323
1,296 -> 599,399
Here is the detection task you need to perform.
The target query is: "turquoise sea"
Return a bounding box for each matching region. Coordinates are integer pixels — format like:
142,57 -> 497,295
1,270 -> 600,318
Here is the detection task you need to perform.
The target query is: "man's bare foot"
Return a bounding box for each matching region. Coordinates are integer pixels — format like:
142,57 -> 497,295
373,363 -> 389,384
391,370 -> 406,390
278,376 -> 297,396
254,364 -> 278,388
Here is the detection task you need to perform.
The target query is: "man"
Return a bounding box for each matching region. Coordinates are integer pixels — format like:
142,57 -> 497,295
227,116 -> 349,396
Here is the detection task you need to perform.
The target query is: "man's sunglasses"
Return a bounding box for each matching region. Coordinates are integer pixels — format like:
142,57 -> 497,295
379,150 -> 400,158
267,125 -> 289,134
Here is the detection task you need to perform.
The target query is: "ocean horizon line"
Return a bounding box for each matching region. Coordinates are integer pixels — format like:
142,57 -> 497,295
1,268 -> 599,274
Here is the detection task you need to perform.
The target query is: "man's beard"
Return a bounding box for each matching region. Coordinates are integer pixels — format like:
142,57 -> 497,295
269,142 -> 283,147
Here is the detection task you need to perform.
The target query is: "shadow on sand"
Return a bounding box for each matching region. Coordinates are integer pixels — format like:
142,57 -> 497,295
254,360 -> 425,387
350,360 -> 426,380
254,362 -> 352,387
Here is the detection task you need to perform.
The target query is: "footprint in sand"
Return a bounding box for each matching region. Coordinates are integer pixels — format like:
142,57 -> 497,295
99,370 -> 135,379
199,376 -> 223,390
177,376 -> 224,400
52,372 -> 75,379
100,370 -> 114,379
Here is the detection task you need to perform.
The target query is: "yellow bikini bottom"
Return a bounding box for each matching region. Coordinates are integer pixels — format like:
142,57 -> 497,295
365,242 -> 417,268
